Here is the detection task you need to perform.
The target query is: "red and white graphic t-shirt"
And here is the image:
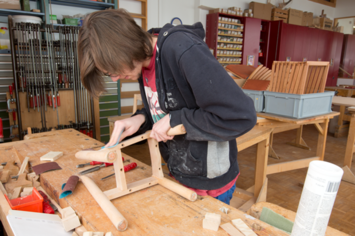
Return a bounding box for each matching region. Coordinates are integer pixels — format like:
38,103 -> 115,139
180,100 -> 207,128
141,43 -> 167,123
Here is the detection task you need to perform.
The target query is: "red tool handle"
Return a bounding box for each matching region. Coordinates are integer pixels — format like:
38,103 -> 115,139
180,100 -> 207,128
124,162 -> 137,172
30,95 -> 34,108
53,96 -> 56,108
12,111 -> 16,122
58,74 -> 63,84
43,201 -> 55,214
90,161 -> 103,165
48,94 -> 52,106
9,85 -> 13,96
0,118 -> 3,141
103,162 -> 114,167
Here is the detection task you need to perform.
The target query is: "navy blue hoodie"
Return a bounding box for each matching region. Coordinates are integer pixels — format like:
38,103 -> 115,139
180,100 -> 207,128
133,22 -> 256,190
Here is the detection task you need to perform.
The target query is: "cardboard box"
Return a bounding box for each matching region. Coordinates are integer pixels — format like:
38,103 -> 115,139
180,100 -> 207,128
249,2 -> 272,20
288,8 -> 303,26
302,12 -> 313,27
0,0 -> 20,10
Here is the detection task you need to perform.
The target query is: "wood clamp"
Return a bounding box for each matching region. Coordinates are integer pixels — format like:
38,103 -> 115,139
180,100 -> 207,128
75,124 -> 196,232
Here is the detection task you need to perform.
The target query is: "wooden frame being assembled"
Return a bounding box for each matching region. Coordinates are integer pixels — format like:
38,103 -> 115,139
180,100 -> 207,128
75,125 -> 195,232
269,61 -> 330,94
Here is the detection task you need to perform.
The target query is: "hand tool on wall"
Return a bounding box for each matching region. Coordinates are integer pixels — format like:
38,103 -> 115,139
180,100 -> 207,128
78,162 -> 113,175
101,162 -> 138,180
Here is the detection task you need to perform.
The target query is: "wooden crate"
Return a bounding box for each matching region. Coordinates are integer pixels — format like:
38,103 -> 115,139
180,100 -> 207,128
272,8 -> 288,23
269,61 -> 330,94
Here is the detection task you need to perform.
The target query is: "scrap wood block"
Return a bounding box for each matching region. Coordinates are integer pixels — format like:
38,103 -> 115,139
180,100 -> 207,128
0,182 -> 7,195
220,223 -> 244,236
83,233 -> 104,236
0,170 -> 10,183
62,213 -> 81,232
40,151 -> 63,162
203,213 -> 221,231
232,219 -> 257,236
105,233 -> 113,236
5,173 -> 32,194
11,187 -> 22,199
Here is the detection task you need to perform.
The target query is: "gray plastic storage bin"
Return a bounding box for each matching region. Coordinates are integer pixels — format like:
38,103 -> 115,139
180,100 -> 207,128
243,89 -> 264,112
263,91 -> 335,119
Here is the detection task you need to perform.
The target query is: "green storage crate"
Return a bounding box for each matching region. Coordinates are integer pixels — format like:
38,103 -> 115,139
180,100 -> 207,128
64,18 -> 78,26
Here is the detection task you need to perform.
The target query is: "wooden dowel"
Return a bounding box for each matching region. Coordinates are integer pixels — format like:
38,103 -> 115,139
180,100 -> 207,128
167,124 -> 186,136
80,176 -> 128,231
156,177 -> 197,202
75,149 -> 117,163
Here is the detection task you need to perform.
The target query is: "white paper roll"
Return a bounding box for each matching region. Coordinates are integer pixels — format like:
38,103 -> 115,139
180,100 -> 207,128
291,161 -> 343,236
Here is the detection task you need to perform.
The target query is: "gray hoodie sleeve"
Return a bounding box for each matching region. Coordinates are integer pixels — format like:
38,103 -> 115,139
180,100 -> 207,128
169,42 -> 257,142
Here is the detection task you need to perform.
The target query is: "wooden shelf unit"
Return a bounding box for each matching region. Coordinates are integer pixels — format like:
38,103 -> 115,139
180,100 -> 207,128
206,13 -> 261,67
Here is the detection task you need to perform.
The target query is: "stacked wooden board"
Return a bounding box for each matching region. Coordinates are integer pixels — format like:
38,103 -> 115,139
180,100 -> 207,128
269,61 -> 330,94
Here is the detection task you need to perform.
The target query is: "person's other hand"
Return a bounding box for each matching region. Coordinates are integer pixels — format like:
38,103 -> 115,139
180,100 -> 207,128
105,114 -> 145,148
150,114 -> 174,142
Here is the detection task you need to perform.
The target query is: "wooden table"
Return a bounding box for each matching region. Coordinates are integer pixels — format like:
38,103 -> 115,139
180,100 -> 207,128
256,112 -> 339,181
1,128 -> 298,236
326,87 -> 355,137
332,96 -> 355,169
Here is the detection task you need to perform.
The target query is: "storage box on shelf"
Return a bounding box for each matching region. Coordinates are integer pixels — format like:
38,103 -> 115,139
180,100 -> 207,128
249,2 -> 272,20
287,8 -> 303,26
265,61 -> 334,118
206,12 -> 261,67
302,12 -> 313,27
271,8 -> 288,23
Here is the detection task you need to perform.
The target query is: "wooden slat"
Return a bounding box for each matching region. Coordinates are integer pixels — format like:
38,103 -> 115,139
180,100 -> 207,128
248,65 -> 263,80
270,62 -> 277,91
318,63 -> 330,93
298,62 -> 309,94
275,62 -> 284,93
313,67 -> 325,93
305,66 -> 316,94
285,62 -> 296,93
280,62 -> 288,93
288,62 -> 301,94
260,70 -> 272,81
292,63 -> 304,94
310,67 -> 322,93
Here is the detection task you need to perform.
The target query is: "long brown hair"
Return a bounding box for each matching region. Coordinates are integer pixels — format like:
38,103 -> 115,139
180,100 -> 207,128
78,9 -> 153,96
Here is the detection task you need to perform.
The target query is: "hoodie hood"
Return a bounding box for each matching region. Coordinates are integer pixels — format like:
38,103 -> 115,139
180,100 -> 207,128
148,22 -> 205,49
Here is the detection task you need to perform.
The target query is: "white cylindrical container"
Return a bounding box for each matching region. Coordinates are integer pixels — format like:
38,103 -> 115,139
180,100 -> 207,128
291,161 -> 343,236
12,15 -> 42,43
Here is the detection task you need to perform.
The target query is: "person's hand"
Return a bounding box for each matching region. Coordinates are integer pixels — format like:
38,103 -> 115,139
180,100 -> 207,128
150,114 -> 174,142
105,114 -> 145,148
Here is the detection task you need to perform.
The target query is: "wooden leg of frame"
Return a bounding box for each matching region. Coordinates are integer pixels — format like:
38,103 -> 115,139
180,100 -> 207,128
80,176 -> 128,232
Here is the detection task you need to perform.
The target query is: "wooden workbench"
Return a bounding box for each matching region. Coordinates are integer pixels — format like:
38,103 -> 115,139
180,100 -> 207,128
257,112 -> 339,176
0,128 -> 297,236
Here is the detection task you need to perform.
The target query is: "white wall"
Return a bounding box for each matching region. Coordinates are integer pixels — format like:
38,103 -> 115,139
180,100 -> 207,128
337,18 -> 354,34
334,0 -> 355,18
